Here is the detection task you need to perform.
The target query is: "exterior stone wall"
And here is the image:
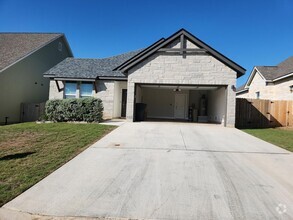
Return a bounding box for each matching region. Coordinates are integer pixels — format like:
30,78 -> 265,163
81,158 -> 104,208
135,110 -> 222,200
126,39 -> 237,127
93,80 -> 115,119
273,76 -> 293,100
49,80 -> 64,99
237,71 -> 271,99
48,80 -> 115,119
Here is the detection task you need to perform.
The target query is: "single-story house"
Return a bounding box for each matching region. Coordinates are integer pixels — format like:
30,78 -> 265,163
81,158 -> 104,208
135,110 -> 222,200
236,56 -> 293,100
0,33 -> 73,124
45,29 -> 245,127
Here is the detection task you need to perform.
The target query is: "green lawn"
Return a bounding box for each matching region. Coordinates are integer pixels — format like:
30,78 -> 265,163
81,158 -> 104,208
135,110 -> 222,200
0,122 -> 115,206
242,128 -> 293,152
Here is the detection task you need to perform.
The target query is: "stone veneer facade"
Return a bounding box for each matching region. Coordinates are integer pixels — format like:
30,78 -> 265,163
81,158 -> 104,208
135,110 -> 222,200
48,39 -> 240,127
49,80 -> 115,119
126,39 -> 237,127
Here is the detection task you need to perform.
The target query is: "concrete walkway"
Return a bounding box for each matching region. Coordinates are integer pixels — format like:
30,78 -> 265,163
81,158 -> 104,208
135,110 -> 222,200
1,122 -> 292,220
100,119 -> 126,126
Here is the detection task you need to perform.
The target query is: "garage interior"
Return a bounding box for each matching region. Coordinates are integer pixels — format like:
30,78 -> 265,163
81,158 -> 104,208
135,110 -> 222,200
135,84 -> 227,125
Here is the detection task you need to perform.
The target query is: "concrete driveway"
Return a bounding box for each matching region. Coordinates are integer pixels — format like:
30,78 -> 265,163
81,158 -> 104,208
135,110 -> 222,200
1,122 -> 292,220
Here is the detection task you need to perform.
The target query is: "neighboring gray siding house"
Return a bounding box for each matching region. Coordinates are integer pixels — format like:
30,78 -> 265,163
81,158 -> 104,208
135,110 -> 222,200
236,57 -> 293,100
45,29 -> 245,127
0,33 -> 73,124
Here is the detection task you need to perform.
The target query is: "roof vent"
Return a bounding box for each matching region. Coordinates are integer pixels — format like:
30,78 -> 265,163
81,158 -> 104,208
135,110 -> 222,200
58,42 -> 63,52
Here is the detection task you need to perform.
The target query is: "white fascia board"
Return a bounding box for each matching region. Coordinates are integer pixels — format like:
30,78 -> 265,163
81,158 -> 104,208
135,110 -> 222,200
271,72 -> 293,82
236,88 -> 249,94
245,67 -> 266,89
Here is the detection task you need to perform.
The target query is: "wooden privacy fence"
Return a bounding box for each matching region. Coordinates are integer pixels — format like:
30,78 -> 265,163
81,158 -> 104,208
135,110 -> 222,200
20,102 -> 46,122
236,98 -> 293,128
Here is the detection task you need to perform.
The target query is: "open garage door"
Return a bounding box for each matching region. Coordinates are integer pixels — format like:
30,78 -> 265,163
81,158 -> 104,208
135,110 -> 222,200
134,84 -> 227,125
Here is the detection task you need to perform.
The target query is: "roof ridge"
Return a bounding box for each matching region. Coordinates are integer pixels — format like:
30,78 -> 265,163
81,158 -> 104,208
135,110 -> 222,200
277,56 -> 293,67
99,48 -> 145,59
63,49 -> 144,60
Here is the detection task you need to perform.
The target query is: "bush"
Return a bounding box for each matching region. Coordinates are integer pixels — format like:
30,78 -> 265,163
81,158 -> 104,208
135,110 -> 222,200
45,98 -> 104,122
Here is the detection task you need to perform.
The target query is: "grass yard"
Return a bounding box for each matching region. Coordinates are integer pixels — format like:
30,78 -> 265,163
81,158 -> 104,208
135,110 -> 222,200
0,122 -> 115,207
242,128 -> 293,152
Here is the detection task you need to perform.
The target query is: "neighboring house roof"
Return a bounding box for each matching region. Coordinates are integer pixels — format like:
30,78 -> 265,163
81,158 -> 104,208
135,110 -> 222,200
255,56 -> 293,81
236,56 -> 293,94
115,28 -> 246,78
236,84 -> 247,93
0,33 -> 72,72
45,49 -> 143,79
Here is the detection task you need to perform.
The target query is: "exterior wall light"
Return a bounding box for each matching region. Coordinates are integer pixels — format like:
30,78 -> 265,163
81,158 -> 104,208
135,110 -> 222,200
290,85 -> 293,93
231,85 -> 236,92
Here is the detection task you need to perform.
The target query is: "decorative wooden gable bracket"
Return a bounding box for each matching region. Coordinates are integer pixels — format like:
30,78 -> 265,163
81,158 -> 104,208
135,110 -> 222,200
55,80 -> 64,92
158,34 -> 207,57
93,80 -> 98,93
180,34 -> 185,56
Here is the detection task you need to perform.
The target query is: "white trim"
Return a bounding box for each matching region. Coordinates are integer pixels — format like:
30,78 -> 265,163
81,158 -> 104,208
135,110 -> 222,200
254,67 -> 266,80
0,35 -> 67,73
235,88 -> 249,94
271,72 -> 293,82
245,68 -> 293,86
245,67 -> 266,88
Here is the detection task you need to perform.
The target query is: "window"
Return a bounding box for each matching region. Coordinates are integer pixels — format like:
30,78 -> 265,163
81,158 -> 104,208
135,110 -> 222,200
256,91 -> 260,99
64,82 -> 77,98
80,82 -> 93,98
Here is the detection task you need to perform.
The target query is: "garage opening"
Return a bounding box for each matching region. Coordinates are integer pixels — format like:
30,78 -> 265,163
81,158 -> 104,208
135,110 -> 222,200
134,84 -> 227,125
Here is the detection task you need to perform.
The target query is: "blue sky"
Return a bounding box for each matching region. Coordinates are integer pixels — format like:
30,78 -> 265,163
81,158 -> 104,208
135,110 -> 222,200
1,0 -> 292,86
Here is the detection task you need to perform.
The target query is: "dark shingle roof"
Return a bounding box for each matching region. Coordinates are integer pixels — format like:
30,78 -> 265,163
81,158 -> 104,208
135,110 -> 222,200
0,33 -> 62,72
256,56 -> 293,80
45,49 -> 144,79
236,84 -> 246,92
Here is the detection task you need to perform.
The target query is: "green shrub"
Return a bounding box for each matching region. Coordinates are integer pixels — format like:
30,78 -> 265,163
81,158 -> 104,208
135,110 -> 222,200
45,98 -> 103,122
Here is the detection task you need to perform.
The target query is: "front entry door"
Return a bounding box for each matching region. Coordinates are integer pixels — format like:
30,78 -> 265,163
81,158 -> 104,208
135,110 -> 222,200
121,89 -> 127,117
174,94 -> 187,119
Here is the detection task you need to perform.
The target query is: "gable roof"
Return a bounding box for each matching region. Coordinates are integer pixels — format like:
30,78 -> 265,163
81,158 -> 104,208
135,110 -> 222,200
245,56 -> 293,86
44,49 -> 143,79
235,84 -> 248,93
115,28 -> 246,78
255,56 -> 293,81
236,56 -> 293,94
0,33 -> 72,72
45,28 -> 246,80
